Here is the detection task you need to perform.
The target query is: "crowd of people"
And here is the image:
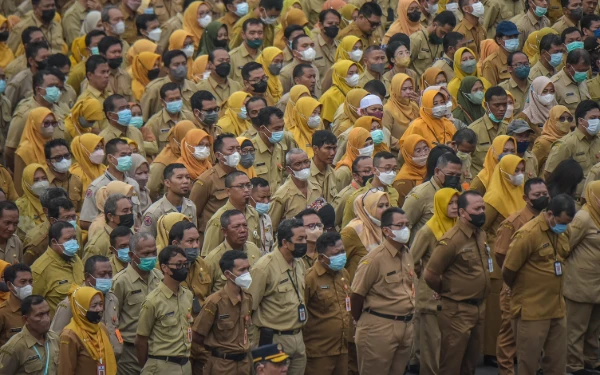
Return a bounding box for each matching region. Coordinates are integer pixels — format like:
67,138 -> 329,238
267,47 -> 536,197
0,0 -> 599,373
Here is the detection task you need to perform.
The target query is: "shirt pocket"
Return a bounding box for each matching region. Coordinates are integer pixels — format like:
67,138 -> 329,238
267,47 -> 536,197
23,357 -> 43,373
255,164 -> 269,177
534,245 -> 554,261
316,289 -> 335,313
126,292 -> 146,306
214,189 -> 229,202
458,249 -> 477,271
417,49 -> 431,61
277,283 -> 295,304
159,313 -> 179,328
158,127 -> 171,144
563,92 -> 580,105
573,152 -> 587,164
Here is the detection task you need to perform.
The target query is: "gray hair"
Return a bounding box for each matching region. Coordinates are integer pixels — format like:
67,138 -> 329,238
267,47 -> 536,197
285,148 -> 307,165
101,5 -> 118,23
129,232 -> 154,254
104,193 -> 127,221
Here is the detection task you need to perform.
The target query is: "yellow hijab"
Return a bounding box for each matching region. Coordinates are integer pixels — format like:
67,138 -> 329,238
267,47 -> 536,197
274,7 -> 310,50
289,96 -> 322,158
483,154 -> 526,218
176,129 -> 213,180
335,88 -> 368,136
0,16 -> 15,69
0,260 -> 10,304
523,28 -> 558,65
15,107 -> 54,165
65,97 -> 104,139
354,116 -> 390,153
65,286 -> 117,375
539,105 -> 571,144
400,89 -> 456,145
347,190 -> 388,251
335,35 -> 361,61
183,2 -> 209,48
256,47 -> 284,104
126,39 -> 157,67
396,134 -> 430,182
477,39 -> 499,76
131,52 -> 161,101
237,136 -> 257,178
154,120 -> 197,166
320,60 -> 362,123
384,0 -> 423,44
384,73 -> 420,128
16,164 -> 47,225
157,212 -> 191,251
192,55 -> 209,82
448,47 -> 491,100
168,30 -> 195,80
217,91 -> 252,136
582,181 -> 600,227
284,85 -> 311,126
70,36 -> 88,66
340,4 -> 358,29
70,134 -> 107,192
425,188 -> 459,240
336,127 -> 371,171
477,135 -> 515,188
421,67 -> 447,90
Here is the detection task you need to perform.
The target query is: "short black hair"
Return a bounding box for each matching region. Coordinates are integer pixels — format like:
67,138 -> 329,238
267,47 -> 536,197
539,33 -> 562,53
105,137 -> 129,155
219,249 -> 248,273
484,86 -> 507,103
373,151 -> 395,167
191,90 -> 217,111
47,197 -> 74,219
364,80 -> 386,98
25,41 -> 49,63
22,26 -> 43,45
168,221 -> 197,244
242,62 -> 263,81
452,128 -> 477,146
319,9 -> 341,24
575,99 -> 600,125
443,31 -> 465,52
315,232 -> 341,254
160,82 -> 181,100
277,218 -> 304,246
220,209 -> 245,228
257,106 -> 284,127
109,225 -> 132,247
291,34 -> 311,50
507,51 -> 527,66
103,93 -> 125,114
85,29 -> 106,47
3,263 -> 32,284
208,47 -> 228,63
458,190 -> 482,210
136,13 -> 158,34
352,155 -> 371,173
163,49 -> 187,67
358,2 -> 382,17
246,96 -> 268,110
434,10 -> 456,28
566,47 -> 591,66
561,27 -> 582,43
213,133 -> 237,154
546,159 -> 584,197
21,295 -> 46,316
581,14 -> 600,31
284,24 -> 305,40
524,177 -> 546,196
33,69 -> 63,91
164,163 -> 187,180
158,245 -> 186,266
295,208 -> 319,221
225,171 -> 248,188
86,55 -> 108,75
84,255 -> 110,276
547,193 -> 576,218
251,177 -> 269,189
0,201 -> 18,220
47,53 -> 70,69
426,145 -> 455,180
293,63 -> 313,79
44,138 -> 70,159
312,130 -> 337,148
98,36 -> 122,55
259,0 -> 283,11
242,17 -> 265,33
381,207 -> 405,228
40,188 -> 68,210
435,152 -> 462,170
49,221 -> 75,244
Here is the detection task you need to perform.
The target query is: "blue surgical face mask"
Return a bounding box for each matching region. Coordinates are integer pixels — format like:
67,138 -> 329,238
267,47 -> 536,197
234,1 -> 249,16
115,155 -> 133,172
0,80 -> 6,95
567,41 -> 584,53
487,103 -> 504,123
265,127 -> 284,143
114,109 -> 132,126
61,239 -> 79,257
534,5 -> 547,17
370,129 -> 384,145
548,52 -> 563,67
238,106 -> 248,120
514,65 -> 530,80
117,248 -> 131,262
68,220 -> 77,231
573,69 -> 588,83
504,38 -> 519,53
165,99 -> 183,114
137,256 -> 157,271
551,223 -> 567,234
255,202 -> 270,215
129,116 -> 144,129
90,46 -> 99,55
326,252 -> 347,271
93,277 -> 113,294
42,86 -> 62,103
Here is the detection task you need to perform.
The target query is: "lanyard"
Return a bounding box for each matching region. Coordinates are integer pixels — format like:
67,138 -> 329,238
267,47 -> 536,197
421,30 -> 442,62
286,269 -> 302,303
33,341 -> 50,375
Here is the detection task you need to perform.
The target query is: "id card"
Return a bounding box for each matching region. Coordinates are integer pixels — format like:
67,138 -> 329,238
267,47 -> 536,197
488,258 -> 494,272
345,296 -> 351,312
187,327 -> 192,343
298,304 -> 307,322
554,261 -> 563,276
97,364 -> 106,375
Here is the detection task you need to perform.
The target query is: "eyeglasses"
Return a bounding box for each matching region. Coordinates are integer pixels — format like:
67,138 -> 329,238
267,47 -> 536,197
559,115 -> 574,122
168,262 -> 190,270
365,18 -> 381,28
512,62 -> 530,68
42,121 -> 59,128
240,148 -> 256,156
362,186 -> 384,205
249,76 -> 269,84
202,107 -> 220,114
305,223 -> 324,230
395,50 -> 411,58
49,153 -> 72,162
231,183 -> 253,190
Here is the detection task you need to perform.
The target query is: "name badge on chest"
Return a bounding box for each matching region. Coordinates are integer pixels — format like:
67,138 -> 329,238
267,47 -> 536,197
554,261 -> 563,276
298,303 -> 307,322
485,244 -> 493,272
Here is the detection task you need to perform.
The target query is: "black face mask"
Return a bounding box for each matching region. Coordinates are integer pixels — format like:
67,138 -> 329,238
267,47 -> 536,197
570,7 -> 584,20
469,212 -> 486,228
250,116 -> 261,126
148,68 -> 161,80
215,62 -> 231,77
119,213 -> 135,228
36,59 -> 48,71
531,196 -> 549,212
108,57 -> 123,69
252,80 -> 268,93
323,25 -> 339,39
407,10 -> 422,22
214,39 -> 228,48
184,248 -> 199,262
443,174 -> 461,189
41,9 -> 56,23
170,267 -> 189,282
0,282 -> 8,293
0,31 -> 8,42
429,30 -> 444,45
86,310 -> 103,324
361,174 -> 374,186
291,243 -> 307,258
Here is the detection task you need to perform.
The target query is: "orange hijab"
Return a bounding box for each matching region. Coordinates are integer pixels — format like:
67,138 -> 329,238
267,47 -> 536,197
354,116 -> 390,153
476,135 -> 516,188
396,134 -> 430,182
177,129 -> 213,180
15,107 -> 54,165
131,52 -> 161,101
154,120 -> 198,165
0,260 -> 10,304
336,127 -> 371,171
400,89 -> 456,145
383,0 -> 423,44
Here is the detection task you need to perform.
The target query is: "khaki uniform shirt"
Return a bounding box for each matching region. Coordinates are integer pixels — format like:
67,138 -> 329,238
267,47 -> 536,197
140,76 -> 198,121
523,150 -> 538,180
62,1 -> 87,46
564,209 -> 600,303
99,124 -> 146,157
189,163 -> 230,235
0,294 -> 23,347
528,60 -> 554,81
311,31 -> 336,79
205,240 -> 262,292
352,240 -> 416,316
47,169 -> 84,212
308,159 -> 338,203
303,261 -> 352,357
183,258 -> 212,313
228,43 -> 262,84
303,0 -> 325,26
81,67 -> 134,102
0,326 -> 60,375
8,14 -> 65,54
120,3 -> 138,44
357,69 -> 382,90
409,28 -> 444,77
140,0 -> 181,24
112,265 -> 163,343
80,171 -> 141,223
218,13 -> 240,36
202,201 -> 261,256
432,55 -> 455,82
342,179 -> 400,227
503,213 -> 569,320
193,285 -> 253,353
22,221 -> 50,266
587,74 -> 600,101
410,225 -> 441,313
137,282 -> 193,357
157,13 -> 183,52
5,69 -> 33,111
51,290 -> 122,356
545,127 -> 600,198
453,19 -> 486,58
83,224 -> 112,262
511,11 -> 551,50
77,85 -> 113,129
110,255 -> 127,276
5,55 -> 26,81
0,235 -> 23,264
332,181 -> 360,228
140,194 -> 197,237
427,220 -> 491,301
230,12 -> 275,50
268,176 -> 322,229
258,214 -> 275,256
498,77 -> 531,116
279,59 -> 322,96
251,135 -> 286,192
494,206 -> 536,258
336,22 -> 381,49
551,14 -> 577,35
31,249 -> 84,317
551,68 -> 591,114
247,248 -> 307,331
196,75 -> 244,108
468,114 -> 509,175
482,49 -> 511,87
146,108 -> 197,151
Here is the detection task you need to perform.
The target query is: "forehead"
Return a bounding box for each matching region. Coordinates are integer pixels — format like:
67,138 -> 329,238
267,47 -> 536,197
213,50 -> 229,59
302,213 -> 321,224
511,53 -> 528,62
356,158 -> 373,168
232,174 -> 250,184
367,49 -> 386,58
228,213 -> 247,225
290,152 -> 308,162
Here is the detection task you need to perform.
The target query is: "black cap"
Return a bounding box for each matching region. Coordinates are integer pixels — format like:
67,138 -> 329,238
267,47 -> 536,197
251,344 -> 289,364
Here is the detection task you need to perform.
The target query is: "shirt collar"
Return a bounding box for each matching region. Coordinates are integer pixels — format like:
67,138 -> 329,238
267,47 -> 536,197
310,159 -> 322,177
215,163 -> 228,178
224,284 -> 241,305
8,293 -> 21,312
537,211 -> 550,231
383,240 -> 400,258
158,281 -> 175,298
274,247 -> 293,272
457,219 -> 475,238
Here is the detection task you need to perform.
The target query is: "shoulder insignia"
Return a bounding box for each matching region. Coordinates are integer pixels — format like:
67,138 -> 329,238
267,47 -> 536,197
410,193 -> 419,199
514,232 -> 523,239
143,216 -> 152,226
439,240 -> 448,246
85,189 -> 93,198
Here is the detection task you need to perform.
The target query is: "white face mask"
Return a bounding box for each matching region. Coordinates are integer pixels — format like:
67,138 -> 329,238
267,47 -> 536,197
377,168 -> 396,186
182,45 -> 195,58
292,167 -> 311,181
537,93 -> 555,106
299,47 -> 316,62
53,158 -> 72,173
368,214 -> 381,226
390,227 -> 410,244
222,151 -> 241,167
147,28 -> 162,42
307,115 -> 321,128
11,283 -> 33,300
587,119 -> 600,135
505,104 -> 514,119
90,149 -> 105,165
232,272 -> 252,289
349,49 -> 363,62
198,14 -> 212,28
412,154 -> 428,167
471,1 -> 485,17
193,145 -> 210,160
427,2 -> 439,13
202,71 -> 211,80
510,172 -> 524,186
346,73 -> 360,87
446,2 -> 459,11
41,125 -> 55,138
112,21 -> 125,35
431,105 -> 448,118
30,180 -> 50,197
359,144 -> 374,156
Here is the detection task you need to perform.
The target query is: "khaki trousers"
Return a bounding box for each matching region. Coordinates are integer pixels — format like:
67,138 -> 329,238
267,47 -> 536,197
566,298 -> 600,372
419,311 -> 440,375
205,356 -> 250,375
483,278 -> 502,356
273,331 -> 306,375
348,342 -> 359,375
496,284 -> 515,375
141,358 -> 192,375
438,298 -> 485,375
305,353 -> 348,375
355,311 -> 414,375
409,311 -> 420,367
118,343 -> 142,375
191,341 -> 210,375
513,316 -> 566,375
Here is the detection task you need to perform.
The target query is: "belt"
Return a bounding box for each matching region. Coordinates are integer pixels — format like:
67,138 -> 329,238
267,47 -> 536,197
460,299 -> 483,306
364,308 -> 413,322
148,355 -> 189,366
211,350 -> 248,362
123,341 -> 135,347
272,329 -> 301,335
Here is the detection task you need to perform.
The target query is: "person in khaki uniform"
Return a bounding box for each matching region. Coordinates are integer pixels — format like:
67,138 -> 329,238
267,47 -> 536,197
229,0 -> 280,50
0,296 -> 60,375
113,232 -> 163,375
498,52 -> 532,116
310,11 -> 339,79
7,0 -> 66,54
482,21 -> 520,87
528,33 -> 563,81
45,139 -> 84,212
99,94 -> 147,156
50,255 -> 123,357
409,13 -> 454,77
502,194 -> 575,375
0,264 -> 34,347
303,232 -> 352,375
468,86 -> 510,175
62,0 -> 94,46
218,0 -> 245,33
544,99 -> 600,199
493,177 -> 548,375
31,221 -> 85,318
309,130 -> 339,203
119,0 -> 139,45
454,1 -> 486,58
507,120 -> 538,180
482,0 -> 524,38
552,0 -> 582,34
424,190 -> 491,374
510,5 -> 551,50
336,3 -> 383,48
564,181 -> 600,373
350,207 -> 415,375
136,246 -> 194,375
193,250 -> 253,375
197,48 -> 244,107
432,32 -> 467,82
202,173 -> 262,255
139,0 -> 182,24
550,48 -> 592,114
108,226 -> 131,275
0,202 -> 23,264
332,156 -> 373,228
279,35 -> 322,96
229,19 -> 264,84
4,41 -> 50,113
76,54 -> 115,118
97,36 -> 134,102
251,107 -> 287,192
247,219 -> 308,375
205,210 -> 262,292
